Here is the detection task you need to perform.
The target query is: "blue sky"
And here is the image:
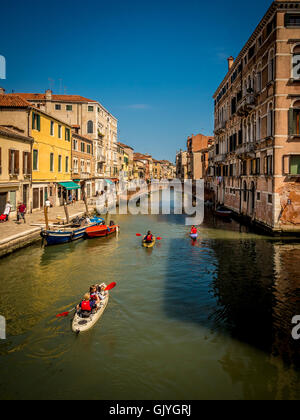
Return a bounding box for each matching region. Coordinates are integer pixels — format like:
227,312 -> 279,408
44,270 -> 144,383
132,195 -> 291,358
0,0 -> 272,162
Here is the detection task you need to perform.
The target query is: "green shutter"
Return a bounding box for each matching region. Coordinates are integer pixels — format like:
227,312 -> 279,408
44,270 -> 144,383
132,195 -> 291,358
37,114 -> 41,131
288,109 -> 297,135
32,112 -> 35,129
290,156 -> 300,175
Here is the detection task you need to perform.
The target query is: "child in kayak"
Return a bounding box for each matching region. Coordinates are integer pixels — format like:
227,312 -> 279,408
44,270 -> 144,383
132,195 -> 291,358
77,293 -> 98,317
191,226 -> 197,235
96,283 -> 108,301
90,286 -> 100,303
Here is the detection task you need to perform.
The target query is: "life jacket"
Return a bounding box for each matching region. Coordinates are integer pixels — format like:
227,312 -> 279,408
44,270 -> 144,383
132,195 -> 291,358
191,228 -> 197,234
90,292 -> 97,301
81,300 -> 92,312
146,234 -> 153,242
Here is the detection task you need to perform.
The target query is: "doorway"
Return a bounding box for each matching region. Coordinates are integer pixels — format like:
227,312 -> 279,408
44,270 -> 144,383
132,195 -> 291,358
0,192 -> 7,214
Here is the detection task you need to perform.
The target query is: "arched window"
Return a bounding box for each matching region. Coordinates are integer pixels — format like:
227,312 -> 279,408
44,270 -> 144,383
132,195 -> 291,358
256,64 -> 262,92
87,120 -> 93,134
256,111 -> 261,141
267,103 -> 274,137
292,44 -> 300,80
268,50 -> 275,82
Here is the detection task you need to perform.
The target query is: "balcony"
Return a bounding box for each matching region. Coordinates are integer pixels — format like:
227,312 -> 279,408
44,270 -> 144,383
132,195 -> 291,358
236,142 -> 256,158
214,153 -> 227,163
214,121 -> 227,135
237,93 -> 256,116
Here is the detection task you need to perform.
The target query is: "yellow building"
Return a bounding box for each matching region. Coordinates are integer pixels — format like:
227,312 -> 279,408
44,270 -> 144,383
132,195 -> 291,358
0,94 -> 77,210
153,159 -> 162,180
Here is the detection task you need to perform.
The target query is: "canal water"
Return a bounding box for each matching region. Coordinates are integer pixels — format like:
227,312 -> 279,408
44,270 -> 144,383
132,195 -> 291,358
0,192 -> 300,400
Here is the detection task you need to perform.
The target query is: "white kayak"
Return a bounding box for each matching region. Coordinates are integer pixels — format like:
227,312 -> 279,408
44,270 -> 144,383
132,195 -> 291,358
72,288 -> 109,334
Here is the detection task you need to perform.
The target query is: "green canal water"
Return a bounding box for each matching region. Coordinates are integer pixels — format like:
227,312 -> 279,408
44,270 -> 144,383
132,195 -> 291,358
0,194 -> 300,400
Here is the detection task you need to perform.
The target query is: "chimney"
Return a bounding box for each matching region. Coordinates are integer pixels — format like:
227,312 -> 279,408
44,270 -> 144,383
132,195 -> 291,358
45,89 -> 52,101
227,56 -> 234,71
0,87 -> 5,94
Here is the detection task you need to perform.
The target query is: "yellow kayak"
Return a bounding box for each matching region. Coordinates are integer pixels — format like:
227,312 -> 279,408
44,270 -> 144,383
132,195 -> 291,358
142,236 -> 156,248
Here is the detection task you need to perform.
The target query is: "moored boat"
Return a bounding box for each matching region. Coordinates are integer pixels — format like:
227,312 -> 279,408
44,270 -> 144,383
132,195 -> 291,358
214,207 -> 233,219
72,284 -> 109,333
41,217 -> 104,246
86,224 -> 119,238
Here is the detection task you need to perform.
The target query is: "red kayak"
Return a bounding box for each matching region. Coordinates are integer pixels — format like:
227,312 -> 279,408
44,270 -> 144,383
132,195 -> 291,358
86,224 -> 119,238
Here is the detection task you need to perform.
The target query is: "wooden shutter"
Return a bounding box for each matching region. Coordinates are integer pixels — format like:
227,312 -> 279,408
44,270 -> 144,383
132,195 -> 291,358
288,109 -> 296,136
15,150 -> 20,175
37,114 -> 41,131
27,152 -> 32,175
8,150 -> 12,174
23,152 -> 26,175
0,147 -> 1,175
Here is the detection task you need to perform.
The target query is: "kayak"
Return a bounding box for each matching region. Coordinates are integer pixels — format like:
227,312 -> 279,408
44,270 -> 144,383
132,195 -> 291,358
72,286 -> 109,334
142,237 -> 156,248
190,233 -> 198,240
86,224 -> 119,238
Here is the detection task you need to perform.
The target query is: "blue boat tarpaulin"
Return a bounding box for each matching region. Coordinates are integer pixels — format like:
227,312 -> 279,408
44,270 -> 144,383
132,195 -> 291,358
58,181 -> 81,190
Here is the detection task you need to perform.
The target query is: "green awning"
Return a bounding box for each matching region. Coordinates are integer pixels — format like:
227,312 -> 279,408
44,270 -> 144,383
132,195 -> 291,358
58,181 -> 81,190
105,179 -> 114,185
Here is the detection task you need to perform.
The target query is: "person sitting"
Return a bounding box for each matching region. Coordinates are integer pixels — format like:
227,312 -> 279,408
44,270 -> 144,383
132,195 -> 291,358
191,226 -> 197,235
144,231 -> 153,243
76,293 -> 97,318
96,284 -> 107,301
89,286 -> 100,304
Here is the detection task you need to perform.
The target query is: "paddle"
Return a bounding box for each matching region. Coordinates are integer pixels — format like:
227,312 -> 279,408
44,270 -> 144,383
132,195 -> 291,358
56,307 -> 76,318
136,233 -> 162,240
104,282 -> 117,291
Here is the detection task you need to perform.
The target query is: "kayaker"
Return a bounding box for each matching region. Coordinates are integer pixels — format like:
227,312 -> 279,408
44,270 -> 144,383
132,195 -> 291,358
191,226 -> 197,235
96,284 -> 107,301
144,231 -> 153,243
90,286 -> 100,304
77,293 -> 97,317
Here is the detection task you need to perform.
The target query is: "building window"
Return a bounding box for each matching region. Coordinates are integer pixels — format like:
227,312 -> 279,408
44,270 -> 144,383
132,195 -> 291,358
87,120 -> 93,134
65,156 -> 69,173
65,128 -> 70,141
81,142 -> 85,153
267,104 -> 274,137
265,155 -> 273,175
268,50 -> 275,82
268,194 -> 273,204
73,139 -> 78,151
243,181 -> 247,202
55,104 -> 61,110
292,45 -> 300,80
87,144 -> 91,154
257,192 -> 261,201
288,106 -> 300,135
32,112 -> 41,131
88,106 -> 94,112
33,149 -> 38,170
8,149 -> 20,175
290,155 -> 300,175
50,121 -> 54,136
50,153 -> 54,172
58,155 -> 62,172
285,14 -> 300,28
87,160 -> 91,174
81,159 -> 85,173
58,125 -> 62,139
73,158 -> 78,173
66,105 -> 72,111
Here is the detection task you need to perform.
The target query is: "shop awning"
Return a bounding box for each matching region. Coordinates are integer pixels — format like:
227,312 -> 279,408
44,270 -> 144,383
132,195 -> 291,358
105,179 -> 114,185
58,181 -> 81,190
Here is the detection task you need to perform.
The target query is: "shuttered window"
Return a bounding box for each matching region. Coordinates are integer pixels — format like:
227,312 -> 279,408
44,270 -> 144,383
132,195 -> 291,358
288,109 -> 300,135
33,150 -> 38,170
290,155 -> 300,175
8,150 -> 20,175
32,112 -> 41,131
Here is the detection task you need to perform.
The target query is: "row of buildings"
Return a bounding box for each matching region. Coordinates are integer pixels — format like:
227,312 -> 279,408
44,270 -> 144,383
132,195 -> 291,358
0,89 -> 175,217
177,0 -> 300,234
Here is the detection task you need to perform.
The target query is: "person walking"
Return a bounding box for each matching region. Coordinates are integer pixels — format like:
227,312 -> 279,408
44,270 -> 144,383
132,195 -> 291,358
17,202 -> 26,224
3,200 -> 12,222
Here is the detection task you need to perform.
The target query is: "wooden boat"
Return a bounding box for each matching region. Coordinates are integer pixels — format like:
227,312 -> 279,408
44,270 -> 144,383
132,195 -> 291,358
41,217 -> 104,246
214,207 -> 233,219
85,224 -> 119,238
142,236 -> 156,248
72,284 -> 109,334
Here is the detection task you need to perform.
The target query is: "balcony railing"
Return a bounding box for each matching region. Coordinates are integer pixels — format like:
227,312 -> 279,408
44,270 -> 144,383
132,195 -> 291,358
236,142 -> 256,157
237,94 -> 256,116
214,153 -> 227,163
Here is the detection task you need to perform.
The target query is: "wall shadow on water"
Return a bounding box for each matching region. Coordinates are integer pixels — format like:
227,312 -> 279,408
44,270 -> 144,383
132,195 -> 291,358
162,208 -> 300,398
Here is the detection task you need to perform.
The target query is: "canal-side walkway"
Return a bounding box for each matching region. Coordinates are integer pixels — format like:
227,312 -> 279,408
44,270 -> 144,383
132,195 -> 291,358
0,201 -> 94,258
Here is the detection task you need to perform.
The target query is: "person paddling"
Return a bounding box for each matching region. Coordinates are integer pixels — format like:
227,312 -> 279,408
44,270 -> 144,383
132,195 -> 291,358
144,231 -> 153,243
76,293 -> 97,318
191,226 -> 197,235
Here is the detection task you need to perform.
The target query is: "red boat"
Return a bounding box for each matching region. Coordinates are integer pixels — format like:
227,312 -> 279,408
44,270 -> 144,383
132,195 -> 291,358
86,224 -> 119,238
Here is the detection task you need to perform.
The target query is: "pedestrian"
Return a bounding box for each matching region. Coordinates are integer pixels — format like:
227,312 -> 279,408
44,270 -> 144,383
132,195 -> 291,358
3,200 -> 12,221
17,202 -> 26,224
45,198 -> 51,208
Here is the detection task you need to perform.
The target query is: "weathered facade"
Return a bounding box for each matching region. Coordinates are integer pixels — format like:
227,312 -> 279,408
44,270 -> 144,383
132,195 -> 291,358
0,126 -> 33,216
72,132 -> 95,199
212,0 -> 300,234
176,150 -> 188,181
